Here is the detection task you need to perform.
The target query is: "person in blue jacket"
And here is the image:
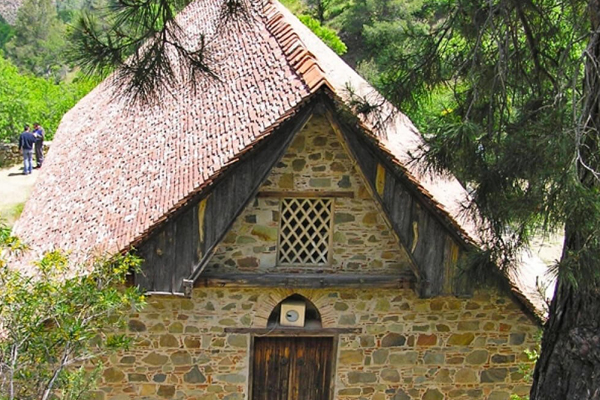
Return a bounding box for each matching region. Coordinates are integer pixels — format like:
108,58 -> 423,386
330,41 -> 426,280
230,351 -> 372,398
18,125 -> 36,175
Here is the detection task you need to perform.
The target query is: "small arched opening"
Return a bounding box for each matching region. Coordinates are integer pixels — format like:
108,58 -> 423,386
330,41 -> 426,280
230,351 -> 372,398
267,293 -> 322,329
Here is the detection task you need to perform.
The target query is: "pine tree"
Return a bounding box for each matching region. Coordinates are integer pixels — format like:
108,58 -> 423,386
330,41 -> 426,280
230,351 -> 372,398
377,0 -> 600,398
4,0 -> 67,80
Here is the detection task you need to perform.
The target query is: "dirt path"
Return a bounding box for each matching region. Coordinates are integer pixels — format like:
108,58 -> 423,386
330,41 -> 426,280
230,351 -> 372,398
0,163 -> 38,226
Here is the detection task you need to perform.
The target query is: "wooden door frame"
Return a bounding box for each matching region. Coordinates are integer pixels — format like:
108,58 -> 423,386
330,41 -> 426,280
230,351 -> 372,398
248,333 -> 339,400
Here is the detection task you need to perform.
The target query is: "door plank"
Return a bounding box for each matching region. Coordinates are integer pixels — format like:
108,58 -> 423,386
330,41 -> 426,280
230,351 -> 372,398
252,337 -> 333,400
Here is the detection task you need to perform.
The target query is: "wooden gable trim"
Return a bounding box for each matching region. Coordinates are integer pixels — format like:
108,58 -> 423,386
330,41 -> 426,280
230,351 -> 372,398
321,101 -> 472,298
136,102 -> 316,294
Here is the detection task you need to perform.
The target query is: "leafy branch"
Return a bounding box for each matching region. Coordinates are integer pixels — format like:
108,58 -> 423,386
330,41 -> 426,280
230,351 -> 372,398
0,224 -> 146,400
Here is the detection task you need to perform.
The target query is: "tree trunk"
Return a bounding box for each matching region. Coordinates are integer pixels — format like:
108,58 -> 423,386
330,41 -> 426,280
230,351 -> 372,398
530,276 -> 600,399
530,1 -> 600,398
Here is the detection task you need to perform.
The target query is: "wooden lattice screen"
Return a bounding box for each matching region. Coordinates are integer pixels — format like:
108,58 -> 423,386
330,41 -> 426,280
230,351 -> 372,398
278,198 -> 333,265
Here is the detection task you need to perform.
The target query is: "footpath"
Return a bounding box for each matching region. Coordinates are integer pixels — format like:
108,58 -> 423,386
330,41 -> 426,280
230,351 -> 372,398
0,163 -> 38,226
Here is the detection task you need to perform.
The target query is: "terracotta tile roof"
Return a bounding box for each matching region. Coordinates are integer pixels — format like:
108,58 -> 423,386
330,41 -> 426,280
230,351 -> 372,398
12,0 -> 543,317
14,0 -> 312,258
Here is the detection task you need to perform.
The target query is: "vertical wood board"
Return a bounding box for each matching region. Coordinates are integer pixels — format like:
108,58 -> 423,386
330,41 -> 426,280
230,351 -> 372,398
136,104 -> 315,293
331,110 -> 467,296
252,337 -> 333,400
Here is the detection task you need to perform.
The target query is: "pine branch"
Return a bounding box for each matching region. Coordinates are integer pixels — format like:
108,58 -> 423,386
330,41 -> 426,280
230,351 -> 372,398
68,0 -> 240,104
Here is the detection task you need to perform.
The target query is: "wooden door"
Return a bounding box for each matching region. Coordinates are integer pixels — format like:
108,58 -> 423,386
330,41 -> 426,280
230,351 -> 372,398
252,337 -> 334,400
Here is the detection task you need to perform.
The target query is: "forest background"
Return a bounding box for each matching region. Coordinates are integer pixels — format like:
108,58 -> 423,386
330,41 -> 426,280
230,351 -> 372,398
0,0 -> 441,143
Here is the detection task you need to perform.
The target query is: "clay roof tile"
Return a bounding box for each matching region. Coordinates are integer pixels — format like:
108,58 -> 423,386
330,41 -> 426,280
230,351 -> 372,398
12,0 -> 545,317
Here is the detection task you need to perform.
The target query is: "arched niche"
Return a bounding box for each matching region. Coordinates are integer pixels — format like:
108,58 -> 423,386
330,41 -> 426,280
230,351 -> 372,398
267,294 -> 322,329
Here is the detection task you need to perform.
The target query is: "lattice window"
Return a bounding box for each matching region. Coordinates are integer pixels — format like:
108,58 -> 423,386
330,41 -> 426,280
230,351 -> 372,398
278,198 -> 333,265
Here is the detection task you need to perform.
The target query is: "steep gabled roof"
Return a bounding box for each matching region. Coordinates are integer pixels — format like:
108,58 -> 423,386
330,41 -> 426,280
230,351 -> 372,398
13,0 -> 474,257
12,0 -> 546,318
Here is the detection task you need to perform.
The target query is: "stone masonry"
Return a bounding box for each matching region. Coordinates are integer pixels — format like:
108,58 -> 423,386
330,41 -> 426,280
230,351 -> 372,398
206,114 -> 414,275
98,287 -> 538,400
0,142 -> 51,167
96,113 -> 539,400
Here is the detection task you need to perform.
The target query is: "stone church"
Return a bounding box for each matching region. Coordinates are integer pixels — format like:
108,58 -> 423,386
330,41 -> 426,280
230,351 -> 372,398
14,0 -> 543,399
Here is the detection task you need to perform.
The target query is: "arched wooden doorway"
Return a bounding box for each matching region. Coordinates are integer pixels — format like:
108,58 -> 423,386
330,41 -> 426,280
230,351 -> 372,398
250,294 -> 334,400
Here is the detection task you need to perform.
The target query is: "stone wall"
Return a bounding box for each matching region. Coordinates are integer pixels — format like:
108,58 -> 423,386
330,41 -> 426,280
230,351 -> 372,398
97,287 -> 539,400
206,114 -> 413,275
0,142 -> 51,167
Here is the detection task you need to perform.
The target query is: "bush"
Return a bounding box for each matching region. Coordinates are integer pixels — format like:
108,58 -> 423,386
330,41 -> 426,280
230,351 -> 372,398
299,14 -> 347,55
0,55 -> 96,143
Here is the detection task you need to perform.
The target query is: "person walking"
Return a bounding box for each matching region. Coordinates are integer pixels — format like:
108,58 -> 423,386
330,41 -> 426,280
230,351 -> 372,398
18,125 -> 36,175
33,122 -> 44,168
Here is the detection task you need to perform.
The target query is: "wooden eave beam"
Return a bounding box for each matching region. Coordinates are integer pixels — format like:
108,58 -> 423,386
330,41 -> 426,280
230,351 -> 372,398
195,272 -> 415,289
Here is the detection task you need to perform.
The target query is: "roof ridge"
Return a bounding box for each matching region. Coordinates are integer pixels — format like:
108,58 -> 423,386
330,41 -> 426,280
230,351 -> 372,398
262,0 -> 334,93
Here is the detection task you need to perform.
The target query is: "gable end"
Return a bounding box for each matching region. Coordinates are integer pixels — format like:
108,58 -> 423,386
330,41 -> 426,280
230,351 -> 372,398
323,103 -> 473,298
135,103 -> 316,294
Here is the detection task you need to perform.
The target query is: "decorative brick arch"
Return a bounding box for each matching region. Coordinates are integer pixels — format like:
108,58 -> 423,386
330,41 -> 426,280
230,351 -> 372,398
254,288 -> 337,328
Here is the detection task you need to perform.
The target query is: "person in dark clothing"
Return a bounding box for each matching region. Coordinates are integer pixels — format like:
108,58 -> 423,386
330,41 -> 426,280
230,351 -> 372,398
33,122 -> 44,168
18,125 -> 36,175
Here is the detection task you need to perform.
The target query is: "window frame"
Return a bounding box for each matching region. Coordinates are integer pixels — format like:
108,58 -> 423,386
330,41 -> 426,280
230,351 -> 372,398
276,197 -> 335,267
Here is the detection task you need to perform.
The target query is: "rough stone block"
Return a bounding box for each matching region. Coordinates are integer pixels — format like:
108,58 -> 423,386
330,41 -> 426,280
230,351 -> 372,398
423,351 -> 444,364
389,351 -> 418,365
372,349 -> 389,364
339,350 -> 364,364
380,369 -> 400,383
466,350 -> 489,365
184,366 -> 207,383
480,368 -> 508,383
227,334 -> 248,348
382,333 -> 407,347
509,333 -> 526,345
447,333 -> 475,346
170,350 -> 192,365
142,352 -> 168,366
103,367 -> 125,383
417,334 -> 437,346
347,371 -> 377,384
159,334 -> 179,347
422,388 -> 444,400
157,385 -> 175,398
455,368 -> 478,383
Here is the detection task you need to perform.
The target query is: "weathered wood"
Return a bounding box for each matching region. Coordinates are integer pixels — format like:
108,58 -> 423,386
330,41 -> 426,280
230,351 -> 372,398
137,205 -> 201,293
257,191 -> 354,198
189,106 -> 316,286
324,107 -> 470,297
137,96 -> 471,296
195,273 -> 415,289
226,327 -> 361,334
137,104 -> 315,293
252,337 -> 334,400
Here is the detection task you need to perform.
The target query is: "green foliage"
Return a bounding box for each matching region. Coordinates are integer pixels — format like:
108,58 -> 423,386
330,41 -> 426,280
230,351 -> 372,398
0,17 -> 15,51
69,0 -> 211,103
0,222 -> 145,400
0,55 -> 97,143
377,0 -> 600,289
4,0 -> 68,80
303,0 -> 347,23
298,15 -> 347,55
